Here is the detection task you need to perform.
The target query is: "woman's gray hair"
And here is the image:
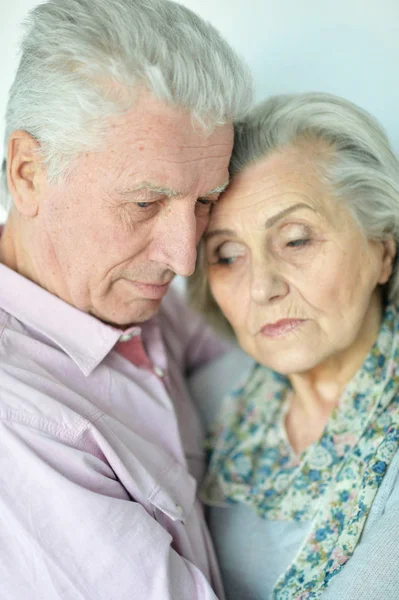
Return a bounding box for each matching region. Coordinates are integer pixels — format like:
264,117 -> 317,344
0,0 -> 252,209
188,92 -> 399,337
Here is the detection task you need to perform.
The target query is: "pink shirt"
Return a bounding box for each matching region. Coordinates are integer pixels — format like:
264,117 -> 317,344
0,262 -> 226,599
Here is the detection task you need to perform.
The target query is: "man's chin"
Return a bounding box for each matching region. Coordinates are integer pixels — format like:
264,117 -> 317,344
90,297 -> 163,328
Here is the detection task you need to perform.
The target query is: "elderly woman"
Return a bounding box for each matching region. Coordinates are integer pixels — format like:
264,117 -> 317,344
188,93 -> 399,599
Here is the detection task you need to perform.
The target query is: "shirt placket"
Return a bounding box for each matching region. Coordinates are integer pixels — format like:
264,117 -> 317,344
115,326 -> 167,381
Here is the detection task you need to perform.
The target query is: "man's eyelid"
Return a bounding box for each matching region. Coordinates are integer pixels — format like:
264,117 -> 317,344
197,196 -> 217,204
120,190 -> 164,202
134,194 -> 162,204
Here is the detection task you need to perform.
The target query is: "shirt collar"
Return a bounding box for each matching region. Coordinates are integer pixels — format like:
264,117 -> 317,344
0,263 -> 157,376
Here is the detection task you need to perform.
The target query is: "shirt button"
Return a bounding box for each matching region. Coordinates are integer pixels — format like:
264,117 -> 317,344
153,366 -> 165,378
119,333 -> 134,342
119,327 -> 141,342
175,504 -> 184,517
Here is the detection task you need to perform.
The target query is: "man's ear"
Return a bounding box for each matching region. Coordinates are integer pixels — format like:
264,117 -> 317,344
378,236 -> 397,285
7,131 -> 45,217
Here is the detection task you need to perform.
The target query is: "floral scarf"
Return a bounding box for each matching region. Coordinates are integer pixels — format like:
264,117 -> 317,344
202,304 -> 399,599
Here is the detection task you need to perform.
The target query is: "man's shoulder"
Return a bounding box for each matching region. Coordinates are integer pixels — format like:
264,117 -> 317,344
0,310 -> 100,438
0,367 -> 97,444
0,306 -> 10,338
367,444 -> 399,525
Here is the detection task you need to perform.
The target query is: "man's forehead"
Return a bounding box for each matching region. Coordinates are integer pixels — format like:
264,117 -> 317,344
108,90 -> 233,143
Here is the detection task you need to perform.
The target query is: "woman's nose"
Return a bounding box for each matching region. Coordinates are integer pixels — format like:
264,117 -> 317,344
250,261 -> 289,305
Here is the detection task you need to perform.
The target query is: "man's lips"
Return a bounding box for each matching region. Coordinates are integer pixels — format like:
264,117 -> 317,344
124,279 -> 172,299
260,319 -> 306,338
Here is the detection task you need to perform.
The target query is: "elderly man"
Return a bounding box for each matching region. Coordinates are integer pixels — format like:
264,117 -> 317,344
0,0 -> 252,598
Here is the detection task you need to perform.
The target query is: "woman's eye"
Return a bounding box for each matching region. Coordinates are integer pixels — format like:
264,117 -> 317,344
207,241 -> 246,266
286,238 -> 311,248
136,202 -> 152,209
216,256 -> 236,265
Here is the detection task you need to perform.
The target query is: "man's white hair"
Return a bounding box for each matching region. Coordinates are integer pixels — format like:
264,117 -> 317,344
1,0 -> 253,208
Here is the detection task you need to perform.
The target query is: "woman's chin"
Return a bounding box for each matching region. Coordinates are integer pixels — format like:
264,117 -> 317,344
248,346 -> 321,377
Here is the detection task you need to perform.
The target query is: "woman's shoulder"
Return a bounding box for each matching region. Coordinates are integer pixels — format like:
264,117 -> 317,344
365,444 -> 399,529
321,446 -> 399,600
188,346 -> 255,431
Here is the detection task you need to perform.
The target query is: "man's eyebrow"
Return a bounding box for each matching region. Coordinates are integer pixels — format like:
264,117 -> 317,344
118,179 -> 229,199
119,182 -> 179,197
204,180 -> 230,197
265,203 -> 316,228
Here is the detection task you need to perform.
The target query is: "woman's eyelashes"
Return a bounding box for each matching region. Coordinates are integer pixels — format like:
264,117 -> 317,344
214,255 -> 236,265
280,223 -> 313,250
285,237 -> 311,248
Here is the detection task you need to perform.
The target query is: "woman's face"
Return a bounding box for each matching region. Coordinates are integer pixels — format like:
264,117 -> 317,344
206,149 -> 395,375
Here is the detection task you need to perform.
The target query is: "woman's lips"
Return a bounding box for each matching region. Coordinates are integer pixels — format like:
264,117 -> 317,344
260,319 -> 306,338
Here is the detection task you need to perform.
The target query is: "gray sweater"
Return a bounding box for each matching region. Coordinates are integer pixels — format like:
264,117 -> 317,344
208,448 -> 399,599
189,348 -> 399,600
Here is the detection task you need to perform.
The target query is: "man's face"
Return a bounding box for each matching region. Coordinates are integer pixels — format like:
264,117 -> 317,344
30,92 -> 233,325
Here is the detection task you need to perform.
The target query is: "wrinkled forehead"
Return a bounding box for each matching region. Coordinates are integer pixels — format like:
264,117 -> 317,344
210,149 -> 336,227
103,90 -> 234,157
63,96 -> 234,196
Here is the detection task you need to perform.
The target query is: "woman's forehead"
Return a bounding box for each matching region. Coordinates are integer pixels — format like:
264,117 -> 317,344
213,155 -> 331,223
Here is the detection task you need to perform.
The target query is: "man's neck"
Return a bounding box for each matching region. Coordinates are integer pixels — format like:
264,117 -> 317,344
0,219 -> 17,270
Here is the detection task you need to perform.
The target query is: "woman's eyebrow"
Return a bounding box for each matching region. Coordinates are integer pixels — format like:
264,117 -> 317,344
265,203 -> 316,228
205,203 -> 317,242
204,228 -> 237,242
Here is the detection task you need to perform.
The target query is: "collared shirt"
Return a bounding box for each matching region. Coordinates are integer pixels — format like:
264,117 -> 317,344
0,261 -> 227,600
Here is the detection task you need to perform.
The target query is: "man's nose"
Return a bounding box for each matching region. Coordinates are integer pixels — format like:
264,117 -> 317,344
250,259 -> 289,305
148,204 -> 199,277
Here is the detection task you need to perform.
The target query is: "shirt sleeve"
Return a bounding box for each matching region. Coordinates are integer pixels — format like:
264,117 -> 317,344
0,416 -> 221,600
321,450 -> 399,600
